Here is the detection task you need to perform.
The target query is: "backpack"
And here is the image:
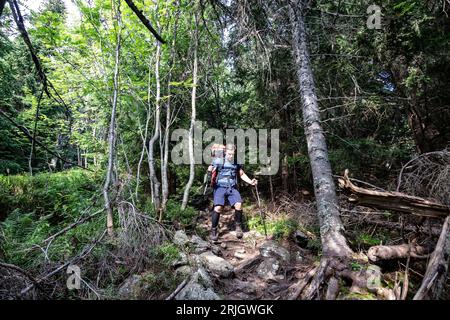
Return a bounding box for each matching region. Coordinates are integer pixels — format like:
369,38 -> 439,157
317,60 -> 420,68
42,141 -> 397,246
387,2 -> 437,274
210,144 -> 224,188
209,145 -> 240,188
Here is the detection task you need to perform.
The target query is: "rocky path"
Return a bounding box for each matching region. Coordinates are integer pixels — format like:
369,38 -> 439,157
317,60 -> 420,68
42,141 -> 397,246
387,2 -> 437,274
171,208 -> 316,300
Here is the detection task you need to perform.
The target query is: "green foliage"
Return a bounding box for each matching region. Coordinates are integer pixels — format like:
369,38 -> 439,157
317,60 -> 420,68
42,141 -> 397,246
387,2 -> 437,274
163,199 -> 197,227
156,242 -> 180,266
0,169 -> 103,268
0,169 -> 102,219
247,214 -> 298,239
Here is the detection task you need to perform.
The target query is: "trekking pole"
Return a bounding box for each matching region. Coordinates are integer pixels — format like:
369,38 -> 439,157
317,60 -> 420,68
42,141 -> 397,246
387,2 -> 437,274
202,172 -> 209,195
254,184 -> 268,239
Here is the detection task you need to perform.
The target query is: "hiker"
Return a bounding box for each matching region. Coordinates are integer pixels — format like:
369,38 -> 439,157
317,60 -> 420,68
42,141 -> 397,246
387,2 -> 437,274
207,144 -> 257,241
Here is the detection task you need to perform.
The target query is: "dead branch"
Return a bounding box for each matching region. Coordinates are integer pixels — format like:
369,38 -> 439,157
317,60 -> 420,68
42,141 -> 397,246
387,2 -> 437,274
396,150 -> 449,206
0,262 -> 47,295
165,277 -> 190,300
20,229 -> 107,296
42,209 -> 103,244
338,169 -> 449,218
123,0 -> 165,43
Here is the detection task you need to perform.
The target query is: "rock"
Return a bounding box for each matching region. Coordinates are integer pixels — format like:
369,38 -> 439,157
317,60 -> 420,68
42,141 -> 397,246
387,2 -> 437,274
256,258 -> 284,281
234,249 -> 247,260
175,268 -> 221,300
234,251 -> 247,259
199,252 -> 234,278
191,235 -> 210,253
196,267 -> 214,287
175,282 -> 220,300
172,252 -> 188,268
118,275 -> 142,299
175,265 -> 193,277
173,230 -> 190,247
188,254 -> 203,269
118,271 -> 160,299
220,242 -> 227,249
259,240 -> 290,263
211,245 -> 222,256
244,230 -> 263,239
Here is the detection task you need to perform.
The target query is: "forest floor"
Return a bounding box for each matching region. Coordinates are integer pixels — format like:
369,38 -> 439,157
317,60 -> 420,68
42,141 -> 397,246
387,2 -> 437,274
182,193 -> 450,300
194,206 -> 319,300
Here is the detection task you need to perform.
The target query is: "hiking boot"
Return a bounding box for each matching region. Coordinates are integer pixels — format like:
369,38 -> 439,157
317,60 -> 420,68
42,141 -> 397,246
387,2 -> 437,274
210,227 -> 219,241
235,224 -> 243,239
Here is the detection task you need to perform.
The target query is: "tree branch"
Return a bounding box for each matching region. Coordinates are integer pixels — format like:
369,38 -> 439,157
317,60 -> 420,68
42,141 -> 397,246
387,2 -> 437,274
123,0 -> 166,44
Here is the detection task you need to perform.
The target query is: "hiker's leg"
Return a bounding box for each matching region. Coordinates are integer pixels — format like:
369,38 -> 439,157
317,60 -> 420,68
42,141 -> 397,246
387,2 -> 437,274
211,205 -> 222,229
210,187 -> 226,241
228,188 -> 242,212
233,203 -> 243,224
229,189 -> 244,238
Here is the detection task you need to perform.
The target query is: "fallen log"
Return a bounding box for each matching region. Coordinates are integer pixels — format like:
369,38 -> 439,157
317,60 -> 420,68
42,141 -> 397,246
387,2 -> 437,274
367,243 -> 432,262
338,170 -> 449,218
413,216 -> 450,300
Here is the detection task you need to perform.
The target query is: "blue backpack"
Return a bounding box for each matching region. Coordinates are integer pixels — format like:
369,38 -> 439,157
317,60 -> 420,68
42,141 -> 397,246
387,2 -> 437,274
212,158 -> 240,188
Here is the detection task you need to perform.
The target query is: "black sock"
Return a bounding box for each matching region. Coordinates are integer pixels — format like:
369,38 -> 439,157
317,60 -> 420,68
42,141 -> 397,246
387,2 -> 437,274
234,209 -> 243,225
211,209 -> 220,229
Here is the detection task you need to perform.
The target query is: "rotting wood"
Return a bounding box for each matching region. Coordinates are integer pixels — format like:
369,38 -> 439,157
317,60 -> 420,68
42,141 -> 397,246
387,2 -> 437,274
338,169 -> 449,218
367,243 -> 432,262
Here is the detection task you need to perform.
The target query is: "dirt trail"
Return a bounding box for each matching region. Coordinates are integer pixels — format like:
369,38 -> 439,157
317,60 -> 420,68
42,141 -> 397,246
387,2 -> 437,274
195,208 -> 316,300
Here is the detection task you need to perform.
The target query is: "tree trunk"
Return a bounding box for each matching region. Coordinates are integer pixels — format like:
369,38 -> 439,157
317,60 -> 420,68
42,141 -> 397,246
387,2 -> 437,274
281,155 -> 289,192
28,88 -> 44,175
414,216 -> 450,300
289,1 -> 352,259
181,11 -> 199,211
103,0 -> 121,237
161,2 -> 180,212
135,55 -> 153,200
148,34 -> 162,211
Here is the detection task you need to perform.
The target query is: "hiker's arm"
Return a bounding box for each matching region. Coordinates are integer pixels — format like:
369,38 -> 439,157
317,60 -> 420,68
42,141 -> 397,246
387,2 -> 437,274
239,169 -> 257,186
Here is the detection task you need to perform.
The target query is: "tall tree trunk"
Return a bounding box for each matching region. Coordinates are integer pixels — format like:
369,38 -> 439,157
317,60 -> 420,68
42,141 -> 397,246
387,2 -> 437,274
148,32 -> 162,211
161,1 -> 180,212
181,11 -> 199,211
289,1 -> 352,259
28,88 -> 44,175
281,155 -> 289,192
135,55 -> 154,200
103,0 -> 122,237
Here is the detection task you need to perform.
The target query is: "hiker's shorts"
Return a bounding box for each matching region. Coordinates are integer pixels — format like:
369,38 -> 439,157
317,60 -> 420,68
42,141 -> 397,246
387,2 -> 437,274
213,186 -> 242,207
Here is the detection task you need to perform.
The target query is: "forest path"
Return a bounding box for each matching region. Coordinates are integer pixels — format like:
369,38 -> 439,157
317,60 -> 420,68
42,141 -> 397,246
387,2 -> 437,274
194,208 -> 316,300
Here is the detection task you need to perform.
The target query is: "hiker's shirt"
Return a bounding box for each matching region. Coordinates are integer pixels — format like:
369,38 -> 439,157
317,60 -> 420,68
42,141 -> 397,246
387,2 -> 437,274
212,158 -> 242,189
